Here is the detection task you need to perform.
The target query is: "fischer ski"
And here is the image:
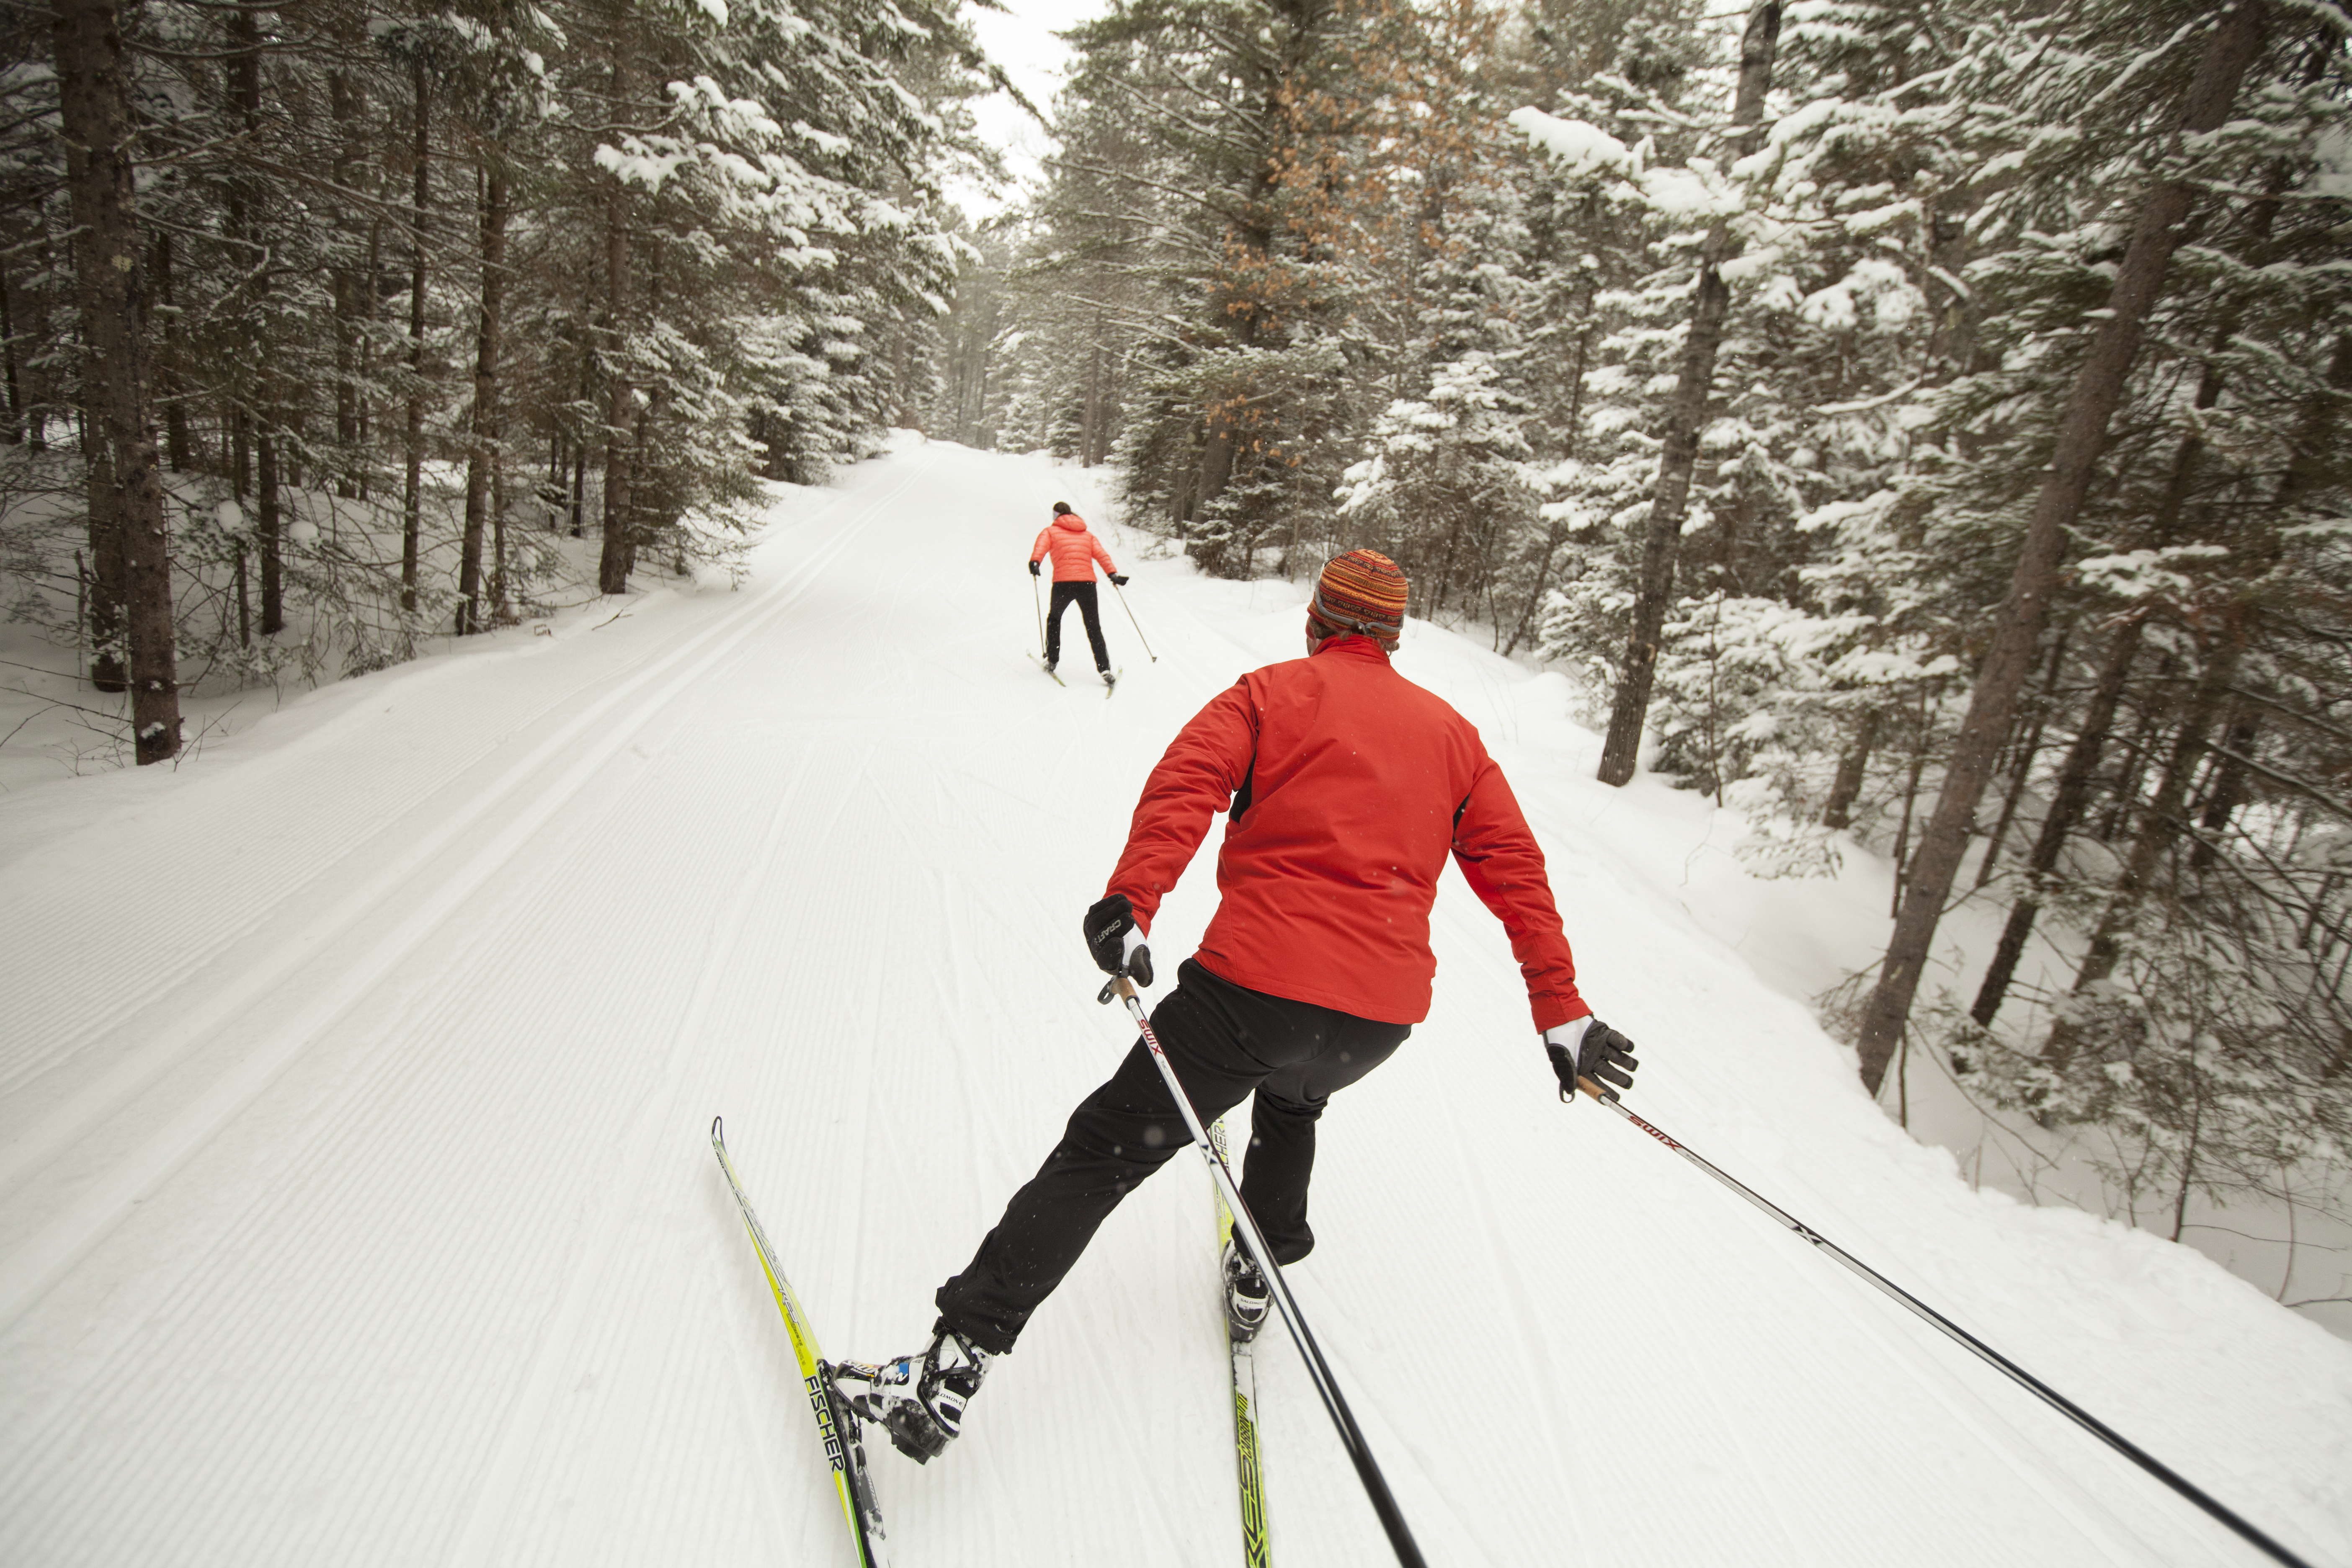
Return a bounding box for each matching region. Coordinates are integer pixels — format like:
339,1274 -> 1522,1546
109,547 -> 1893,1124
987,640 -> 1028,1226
1029,652 -> 1066,687
1210,1118 -> 1272,1568
711,1117 -> 890,1567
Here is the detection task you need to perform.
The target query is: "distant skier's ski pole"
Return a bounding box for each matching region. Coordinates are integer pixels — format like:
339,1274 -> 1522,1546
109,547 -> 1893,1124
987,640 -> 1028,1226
1032,572 -> 1046,656
1104,974 -> 1425,1568
1568,1077 -> 2317,1568
1110,581 -> 1158,662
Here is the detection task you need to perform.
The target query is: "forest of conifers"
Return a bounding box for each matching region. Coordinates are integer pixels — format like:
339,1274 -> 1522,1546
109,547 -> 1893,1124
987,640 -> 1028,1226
4,0 -> 2349,1235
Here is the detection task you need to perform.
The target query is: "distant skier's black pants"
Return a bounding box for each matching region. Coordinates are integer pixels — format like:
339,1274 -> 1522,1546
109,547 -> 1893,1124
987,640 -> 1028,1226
1044,580 -> 1111,671
935,958 -> 1410,1354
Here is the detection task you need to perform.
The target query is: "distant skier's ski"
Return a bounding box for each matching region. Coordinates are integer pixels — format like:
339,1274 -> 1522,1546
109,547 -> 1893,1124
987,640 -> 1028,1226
1029,652 -> 1066,686
711,1117 -> 890,1567
1210,1118 -> 1271,1567
1103,667 -> 1124,699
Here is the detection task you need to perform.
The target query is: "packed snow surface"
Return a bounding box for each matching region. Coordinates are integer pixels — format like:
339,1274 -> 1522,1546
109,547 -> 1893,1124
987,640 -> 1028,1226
2,440 -> 2347,1567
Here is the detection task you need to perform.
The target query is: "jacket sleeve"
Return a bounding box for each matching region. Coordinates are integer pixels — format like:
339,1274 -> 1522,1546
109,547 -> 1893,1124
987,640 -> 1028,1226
1451,754 -> 1590,1031
1031,528 -> 1051,564
1105,681 -> 1258,931
1090,533 -> 1117,576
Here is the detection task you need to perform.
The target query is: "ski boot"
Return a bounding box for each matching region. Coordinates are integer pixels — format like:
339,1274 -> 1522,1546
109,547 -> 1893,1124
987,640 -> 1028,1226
1100,667 -> 1117,689
840,1329 -> 992,1463
1221,1239 -> 1271,1342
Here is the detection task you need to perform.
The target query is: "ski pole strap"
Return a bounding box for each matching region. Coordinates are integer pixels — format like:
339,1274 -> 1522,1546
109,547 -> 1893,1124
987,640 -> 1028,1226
1106,975 -> 1427,1568
1572,1084 -> 2316,1568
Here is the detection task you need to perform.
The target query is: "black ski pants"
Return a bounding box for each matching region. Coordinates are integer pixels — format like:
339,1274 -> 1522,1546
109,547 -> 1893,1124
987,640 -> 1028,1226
1044,580 -> 1111,672
935,958 -> 1411,1354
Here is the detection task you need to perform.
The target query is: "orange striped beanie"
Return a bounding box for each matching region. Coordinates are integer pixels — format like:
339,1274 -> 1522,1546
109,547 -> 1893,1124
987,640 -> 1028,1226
1307,549 -> 1408,650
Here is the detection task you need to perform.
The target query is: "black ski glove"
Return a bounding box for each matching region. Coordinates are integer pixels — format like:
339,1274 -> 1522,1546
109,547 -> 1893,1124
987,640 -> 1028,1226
1109,573 -> 1130,587
1544,1018 -> 1638,1101
1028,559 -> 1042,577
1083,893 -> 1154,986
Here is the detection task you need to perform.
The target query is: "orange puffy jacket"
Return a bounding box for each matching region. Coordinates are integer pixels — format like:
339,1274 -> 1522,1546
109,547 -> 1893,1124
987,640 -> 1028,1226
1105,636 -> 1588,1030
1032,515 -> 1117,583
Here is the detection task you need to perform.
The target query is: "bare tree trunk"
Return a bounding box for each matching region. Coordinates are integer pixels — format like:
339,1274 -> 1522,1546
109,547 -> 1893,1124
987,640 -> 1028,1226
1970,614 -> 2144,1026
329,64 -> 364,498
0,253 -> 22,443
53,0 -> 180,759
456,165 -> 508,634
2043,626 -> 2242,1077
596,122 -> 634,597
151,233 -> 188,469
1821,707 -> 1881,830
1596,0 -> 1781,786
1975,629 -> 2071,888
400,59 -> 430,615
79,373 -> 127,690
256,423 -> 284,633
1081,335 -> 1102,467
2189,705 -> 2259,869
1852,3 -> 2267,1092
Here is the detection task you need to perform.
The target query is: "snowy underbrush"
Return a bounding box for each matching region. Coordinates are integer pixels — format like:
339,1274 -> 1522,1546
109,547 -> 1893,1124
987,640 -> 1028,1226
0,444 -> 755,788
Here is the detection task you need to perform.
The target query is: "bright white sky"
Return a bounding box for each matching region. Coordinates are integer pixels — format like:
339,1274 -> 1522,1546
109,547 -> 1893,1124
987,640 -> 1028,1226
949,0 -> 1108,219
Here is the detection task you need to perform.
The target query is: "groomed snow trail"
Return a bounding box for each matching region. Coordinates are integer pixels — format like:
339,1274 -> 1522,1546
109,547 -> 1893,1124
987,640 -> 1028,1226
2,439 -> 2346,1568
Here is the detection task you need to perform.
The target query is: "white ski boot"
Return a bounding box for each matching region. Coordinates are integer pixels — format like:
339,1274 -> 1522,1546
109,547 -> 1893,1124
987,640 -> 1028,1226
841,1329 -> 992,1463
1222,1239 -> 1271,1342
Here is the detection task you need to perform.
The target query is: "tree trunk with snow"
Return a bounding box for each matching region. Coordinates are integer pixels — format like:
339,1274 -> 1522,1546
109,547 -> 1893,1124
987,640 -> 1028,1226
400,60 -> 430,615
1595,0 -> 1781,787
52,0 -> 180,759
597,79 -> 634,598
457,166 -> 508,634
1853,2 -> 2269,1093
1970,614 -> 2146,1027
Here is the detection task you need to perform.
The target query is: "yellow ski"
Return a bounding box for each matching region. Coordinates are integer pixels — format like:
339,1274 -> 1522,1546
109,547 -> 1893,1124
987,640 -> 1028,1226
1211,1117 -> 1272,1568
712,1117 -> 890,1566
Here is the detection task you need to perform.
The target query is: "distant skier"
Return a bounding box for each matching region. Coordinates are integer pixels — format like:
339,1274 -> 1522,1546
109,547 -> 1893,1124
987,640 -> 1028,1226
846,547 -> 1640,1461
1030,501 -> 1127,687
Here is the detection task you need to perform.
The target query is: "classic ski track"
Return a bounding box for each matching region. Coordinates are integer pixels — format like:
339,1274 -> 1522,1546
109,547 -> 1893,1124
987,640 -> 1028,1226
0,471 -> 891,1104
442,750 -> 823,1568
0,459 -> 934,1332
0,463 -> 924,1194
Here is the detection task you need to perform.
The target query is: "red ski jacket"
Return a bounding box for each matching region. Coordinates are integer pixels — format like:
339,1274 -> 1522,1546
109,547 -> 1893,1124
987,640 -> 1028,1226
1032,515 -> 1117,583
1106,636 -> 1589,1030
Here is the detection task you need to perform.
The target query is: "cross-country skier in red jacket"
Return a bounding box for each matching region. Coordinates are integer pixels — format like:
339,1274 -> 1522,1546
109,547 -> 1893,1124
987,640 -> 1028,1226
848,548 -> 1639,1462
1031,501 -> 1127,686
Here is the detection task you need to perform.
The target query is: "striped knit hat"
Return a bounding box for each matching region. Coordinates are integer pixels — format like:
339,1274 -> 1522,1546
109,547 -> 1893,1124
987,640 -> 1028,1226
1306,549 -> 1408,651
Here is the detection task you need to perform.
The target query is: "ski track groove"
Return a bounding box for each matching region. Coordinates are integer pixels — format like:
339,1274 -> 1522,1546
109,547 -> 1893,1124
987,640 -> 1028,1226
441,744 -> 822,1568
0,457 -> 932,1221
0,473 -> 892,1113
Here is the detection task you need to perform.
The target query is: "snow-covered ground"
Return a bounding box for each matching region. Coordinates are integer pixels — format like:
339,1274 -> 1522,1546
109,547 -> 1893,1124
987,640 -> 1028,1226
2,438 -> 2347,1567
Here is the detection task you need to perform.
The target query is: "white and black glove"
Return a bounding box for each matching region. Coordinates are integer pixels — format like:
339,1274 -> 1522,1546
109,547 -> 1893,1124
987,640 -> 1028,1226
1083,893 -> 1154,986
1545,1017 -> 1638,1101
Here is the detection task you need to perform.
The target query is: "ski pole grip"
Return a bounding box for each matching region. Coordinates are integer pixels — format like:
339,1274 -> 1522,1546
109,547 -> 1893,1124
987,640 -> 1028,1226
1575,1075 -> 1618,1104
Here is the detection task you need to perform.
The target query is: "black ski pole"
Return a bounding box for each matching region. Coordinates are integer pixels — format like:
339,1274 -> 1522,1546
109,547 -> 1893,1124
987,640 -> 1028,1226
1567,1076 -> 2317,1568
1104,974 -> 1425,1567
1033,571 -> 1046,656
1110,580 -> 1157,662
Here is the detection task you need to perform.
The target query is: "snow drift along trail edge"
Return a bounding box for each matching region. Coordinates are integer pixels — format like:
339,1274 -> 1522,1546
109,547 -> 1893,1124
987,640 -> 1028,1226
1568,1079 -> 2318,1568
711,1118 -> 890,1566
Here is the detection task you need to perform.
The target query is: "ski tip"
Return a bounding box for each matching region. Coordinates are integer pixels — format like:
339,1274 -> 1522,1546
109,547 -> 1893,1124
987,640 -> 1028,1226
711,1114 -> 725,1143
